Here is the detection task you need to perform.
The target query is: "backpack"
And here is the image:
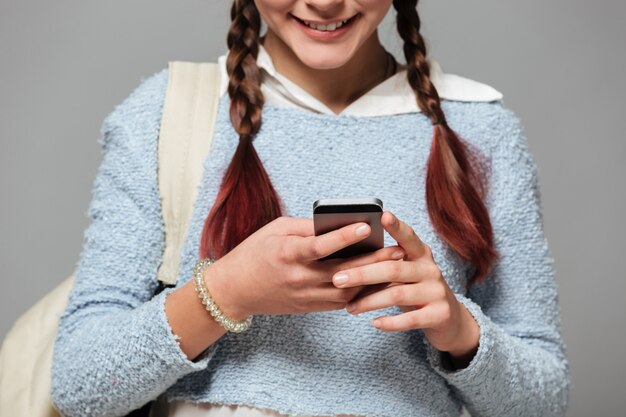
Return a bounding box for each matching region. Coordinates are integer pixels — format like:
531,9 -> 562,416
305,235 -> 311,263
0,61 -> 222,417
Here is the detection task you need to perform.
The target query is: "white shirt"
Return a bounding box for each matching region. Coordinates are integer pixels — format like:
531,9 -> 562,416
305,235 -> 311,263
162,44 -> 502,417
216,43 -> 503,117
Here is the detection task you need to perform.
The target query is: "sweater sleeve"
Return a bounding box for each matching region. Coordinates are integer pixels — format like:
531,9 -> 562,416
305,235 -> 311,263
423,105 -> 571,416
50,70 -> 219,417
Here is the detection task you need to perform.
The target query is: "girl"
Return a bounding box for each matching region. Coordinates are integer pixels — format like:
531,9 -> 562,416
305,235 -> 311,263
51,1 -> 570,416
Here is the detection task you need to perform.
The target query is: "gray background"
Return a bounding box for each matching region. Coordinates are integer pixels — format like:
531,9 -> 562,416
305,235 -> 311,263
1,1 -> 624,416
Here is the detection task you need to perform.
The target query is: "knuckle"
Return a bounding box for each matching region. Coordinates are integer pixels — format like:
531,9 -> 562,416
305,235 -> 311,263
310,238 -> 326,259
275,240 -> 292,263
409,313 -> 423,328
432,263 -> 443,280
283,272 -> 297,287
422,242 -> 432,255
295,287 -> 310,303
439,302 -> 452,322
432,282 -> 447,301
388,261 -> 402,280
422,261 -> 439,280
422,308 -> 436,326
389,286 -> 404,304
285,269 -> 305,289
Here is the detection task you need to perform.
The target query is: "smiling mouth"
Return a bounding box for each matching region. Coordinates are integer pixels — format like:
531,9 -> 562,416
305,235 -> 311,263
291,13 -> 359,32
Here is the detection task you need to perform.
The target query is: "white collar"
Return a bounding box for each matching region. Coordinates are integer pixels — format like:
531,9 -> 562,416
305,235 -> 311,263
217,44 -> 502,117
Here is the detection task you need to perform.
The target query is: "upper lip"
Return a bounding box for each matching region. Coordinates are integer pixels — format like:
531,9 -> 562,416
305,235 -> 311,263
291,13 -> 357,25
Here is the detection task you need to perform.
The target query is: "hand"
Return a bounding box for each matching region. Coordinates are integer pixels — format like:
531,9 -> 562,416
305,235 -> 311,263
207,216 -> 406,320
331,210 -> 480,363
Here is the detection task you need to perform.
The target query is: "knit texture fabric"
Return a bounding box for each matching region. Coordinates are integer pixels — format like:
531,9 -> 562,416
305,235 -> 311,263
50,67 -> 570,417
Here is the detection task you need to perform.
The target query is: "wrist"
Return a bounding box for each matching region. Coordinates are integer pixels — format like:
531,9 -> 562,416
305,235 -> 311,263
445,302 -> 480,368
201,259 -> 250,322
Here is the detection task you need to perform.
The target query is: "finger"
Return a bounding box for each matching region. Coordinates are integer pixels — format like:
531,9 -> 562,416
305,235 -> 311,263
349,282 -> 399,303
346,282 -> 437,315
300,300 -> 353,313
279,216 -> 316,237
381,210 -> 428,260
332,258 -> 436,288
310,283 -> 367,303
308,245 -> 406,283
370,304 -> 439,332
297,222 -> 371,261
334,245 -> 405,270
347,283 -> 388,303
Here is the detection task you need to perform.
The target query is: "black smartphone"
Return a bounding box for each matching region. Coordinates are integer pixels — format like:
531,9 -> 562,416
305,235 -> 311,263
313,197 -> 384,261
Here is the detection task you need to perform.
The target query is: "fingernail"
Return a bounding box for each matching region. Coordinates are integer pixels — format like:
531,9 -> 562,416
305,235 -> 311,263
388,212 -> 396,225
346,303 -> 357,313
355,224 -> 369,236
333,273 -> 348,285
392,250 -> 404,259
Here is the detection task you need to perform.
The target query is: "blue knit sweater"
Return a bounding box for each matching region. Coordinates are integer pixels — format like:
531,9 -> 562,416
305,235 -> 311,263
50,67 -> 570,417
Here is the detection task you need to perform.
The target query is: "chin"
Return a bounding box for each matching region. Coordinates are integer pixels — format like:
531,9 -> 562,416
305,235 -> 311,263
290,43 -> 357,70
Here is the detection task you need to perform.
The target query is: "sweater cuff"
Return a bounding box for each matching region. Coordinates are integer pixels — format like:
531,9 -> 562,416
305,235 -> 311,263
154,286 -> 219,372
424,293 -> 496,389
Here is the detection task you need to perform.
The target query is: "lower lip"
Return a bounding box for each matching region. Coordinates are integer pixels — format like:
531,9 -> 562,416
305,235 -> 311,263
292,13 -> 358,41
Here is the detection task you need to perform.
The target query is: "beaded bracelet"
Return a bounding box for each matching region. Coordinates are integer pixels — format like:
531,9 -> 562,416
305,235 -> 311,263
192,258 -> 253,333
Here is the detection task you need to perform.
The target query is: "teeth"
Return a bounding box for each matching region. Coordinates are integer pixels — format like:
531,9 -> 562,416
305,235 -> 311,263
302,18 -> 349,32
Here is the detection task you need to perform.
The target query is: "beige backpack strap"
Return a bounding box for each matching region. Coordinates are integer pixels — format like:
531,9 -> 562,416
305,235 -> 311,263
156,61 -> 221,286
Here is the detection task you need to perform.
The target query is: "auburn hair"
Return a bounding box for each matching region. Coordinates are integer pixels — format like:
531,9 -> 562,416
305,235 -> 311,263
199,0 -> 500,287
